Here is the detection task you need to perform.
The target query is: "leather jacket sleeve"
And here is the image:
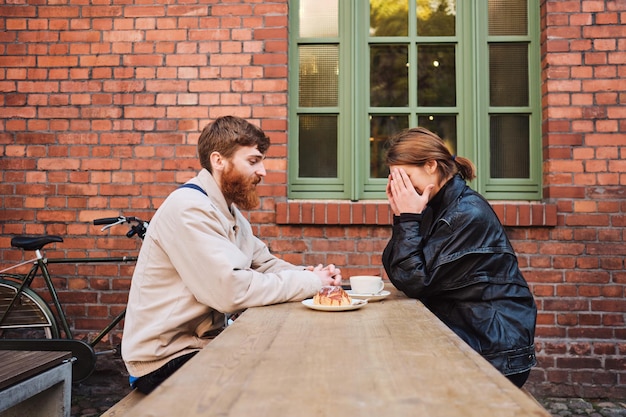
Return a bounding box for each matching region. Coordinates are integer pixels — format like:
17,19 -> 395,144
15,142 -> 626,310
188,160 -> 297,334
382,213 -> 432,299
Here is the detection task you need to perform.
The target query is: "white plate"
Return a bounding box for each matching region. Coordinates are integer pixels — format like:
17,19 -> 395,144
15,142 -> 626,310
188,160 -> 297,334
346,290 -> 391,302
301,298 -> 367,312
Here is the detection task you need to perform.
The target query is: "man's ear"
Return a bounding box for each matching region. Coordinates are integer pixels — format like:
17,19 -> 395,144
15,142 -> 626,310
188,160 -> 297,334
210,151 -> 225,172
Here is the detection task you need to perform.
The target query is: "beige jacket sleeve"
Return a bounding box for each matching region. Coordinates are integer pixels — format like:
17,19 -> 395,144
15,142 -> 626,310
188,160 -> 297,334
151,183 -> 321,314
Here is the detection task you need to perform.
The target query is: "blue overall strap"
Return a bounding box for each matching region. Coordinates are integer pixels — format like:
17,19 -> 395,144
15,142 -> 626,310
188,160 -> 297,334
178,183 -> 208,196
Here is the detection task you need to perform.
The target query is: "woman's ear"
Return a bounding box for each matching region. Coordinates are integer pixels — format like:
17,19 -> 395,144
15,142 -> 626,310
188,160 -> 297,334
425,159 -> 438,175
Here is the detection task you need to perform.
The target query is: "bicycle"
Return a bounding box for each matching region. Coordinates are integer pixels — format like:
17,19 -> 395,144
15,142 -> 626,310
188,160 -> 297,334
0,215 -> 148,382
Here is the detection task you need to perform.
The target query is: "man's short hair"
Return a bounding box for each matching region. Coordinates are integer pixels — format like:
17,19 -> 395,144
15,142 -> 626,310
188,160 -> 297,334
198,116 -> 270,172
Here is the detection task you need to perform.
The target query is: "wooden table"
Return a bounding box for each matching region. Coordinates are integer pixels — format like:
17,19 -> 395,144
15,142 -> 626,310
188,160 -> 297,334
0,350 -> 72,417
130,287 -> 549,417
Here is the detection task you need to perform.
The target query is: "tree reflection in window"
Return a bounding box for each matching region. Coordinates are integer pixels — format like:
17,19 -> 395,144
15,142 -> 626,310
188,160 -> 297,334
370,45 -> 409,107
418,45 -> 456,107
370,0 -> 408,37
418,0 -> 456,36
370,0 -> 456,37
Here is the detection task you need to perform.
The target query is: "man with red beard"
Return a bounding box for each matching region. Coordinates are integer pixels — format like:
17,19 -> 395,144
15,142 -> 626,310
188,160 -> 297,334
122,116 -> 342,394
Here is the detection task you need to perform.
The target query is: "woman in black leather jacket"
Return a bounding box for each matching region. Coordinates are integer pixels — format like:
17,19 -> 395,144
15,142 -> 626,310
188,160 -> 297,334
382,127 -> 537,388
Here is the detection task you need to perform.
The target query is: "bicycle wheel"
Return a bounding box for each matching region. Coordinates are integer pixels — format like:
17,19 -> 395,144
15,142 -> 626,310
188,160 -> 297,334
0,277 -> 60,339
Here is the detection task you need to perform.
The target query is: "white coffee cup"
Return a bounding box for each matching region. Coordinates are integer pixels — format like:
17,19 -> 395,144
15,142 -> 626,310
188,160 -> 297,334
350,275 -> 385,295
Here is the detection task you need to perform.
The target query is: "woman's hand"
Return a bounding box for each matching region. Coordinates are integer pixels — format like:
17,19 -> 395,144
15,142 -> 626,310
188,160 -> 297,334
387,168 -> 434,215
307,264 -> 342,286
386,177 -> 401,215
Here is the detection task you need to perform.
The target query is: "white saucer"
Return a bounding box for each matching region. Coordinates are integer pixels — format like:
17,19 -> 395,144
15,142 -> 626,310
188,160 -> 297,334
346,290 -> 391,302
301,298 -> 367,312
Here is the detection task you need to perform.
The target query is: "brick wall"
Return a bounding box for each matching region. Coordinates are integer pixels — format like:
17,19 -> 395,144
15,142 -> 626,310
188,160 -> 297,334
0,0 -> 624,399
533,0 -> 626,398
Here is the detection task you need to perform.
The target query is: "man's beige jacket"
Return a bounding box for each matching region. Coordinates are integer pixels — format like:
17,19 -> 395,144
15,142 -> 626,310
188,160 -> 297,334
123,169 -> 321,377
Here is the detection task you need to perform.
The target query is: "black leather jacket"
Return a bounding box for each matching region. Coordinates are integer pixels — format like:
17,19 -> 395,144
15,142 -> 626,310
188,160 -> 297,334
383,175 -> 537,376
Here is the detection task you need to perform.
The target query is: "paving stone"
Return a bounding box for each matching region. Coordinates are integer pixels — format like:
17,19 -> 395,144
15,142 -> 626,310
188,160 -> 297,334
71,355 -> 130,417
538,397 -> 626,417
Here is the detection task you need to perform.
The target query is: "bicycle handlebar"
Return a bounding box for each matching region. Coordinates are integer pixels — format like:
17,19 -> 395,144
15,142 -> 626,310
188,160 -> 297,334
93,215 -> 149,240
93,217 -> 121,225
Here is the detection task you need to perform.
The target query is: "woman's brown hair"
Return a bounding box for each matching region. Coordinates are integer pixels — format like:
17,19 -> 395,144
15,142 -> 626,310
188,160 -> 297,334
385,127 -> 476,183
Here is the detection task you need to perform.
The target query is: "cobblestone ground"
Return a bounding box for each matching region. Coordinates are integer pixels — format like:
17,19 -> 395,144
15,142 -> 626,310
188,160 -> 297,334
70,356 -> 626,417
538,398 -> 626,417
71,355 -> 131,417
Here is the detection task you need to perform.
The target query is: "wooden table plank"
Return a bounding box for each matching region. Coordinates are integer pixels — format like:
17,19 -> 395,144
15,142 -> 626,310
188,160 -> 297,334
130,288 -> 549,417
0,350 -> 71,390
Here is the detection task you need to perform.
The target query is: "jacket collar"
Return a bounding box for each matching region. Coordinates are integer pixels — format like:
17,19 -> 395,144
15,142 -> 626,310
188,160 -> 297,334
427,174 -> 466,214
194,168 -> 235,219
420,174 -> 469,239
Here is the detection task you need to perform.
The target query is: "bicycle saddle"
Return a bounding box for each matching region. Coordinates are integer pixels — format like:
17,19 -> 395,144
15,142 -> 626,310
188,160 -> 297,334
11,235 -> 63,251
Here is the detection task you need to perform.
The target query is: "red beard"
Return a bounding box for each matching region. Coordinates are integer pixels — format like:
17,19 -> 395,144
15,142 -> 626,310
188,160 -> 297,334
221,164 -> 261,210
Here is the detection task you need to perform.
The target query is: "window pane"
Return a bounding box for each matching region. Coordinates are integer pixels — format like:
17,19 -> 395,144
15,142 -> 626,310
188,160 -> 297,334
370,0 -> 408,37
417,0 -> 456,36
488,0 -> 527,36
300,0 -> 338,38
417,114 -> 457,154
370,45 -> 409,107
299,115 -> 338,178
417,45 -> 456,107
489,43 -> 528,107
299,45 -> 339,107
490,114 -> 529,178
370,115 -> 409,178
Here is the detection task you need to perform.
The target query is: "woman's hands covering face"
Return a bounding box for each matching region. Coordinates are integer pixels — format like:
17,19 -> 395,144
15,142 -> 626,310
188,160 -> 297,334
386,167 -> 434,216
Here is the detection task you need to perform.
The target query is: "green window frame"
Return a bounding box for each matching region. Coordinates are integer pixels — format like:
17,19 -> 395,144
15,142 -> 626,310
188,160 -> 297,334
288,0 -> 541,201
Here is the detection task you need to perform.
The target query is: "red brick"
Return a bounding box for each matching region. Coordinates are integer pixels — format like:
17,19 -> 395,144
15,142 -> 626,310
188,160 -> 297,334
0,6 -> 37,17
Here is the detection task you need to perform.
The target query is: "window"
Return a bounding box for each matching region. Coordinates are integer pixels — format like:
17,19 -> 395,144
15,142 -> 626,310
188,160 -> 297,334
288,0 -> 541,200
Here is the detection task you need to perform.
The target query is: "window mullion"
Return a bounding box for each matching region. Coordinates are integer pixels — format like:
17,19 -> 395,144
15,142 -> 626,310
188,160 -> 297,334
349,0 -> 361,201
473,0 -> 491,195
